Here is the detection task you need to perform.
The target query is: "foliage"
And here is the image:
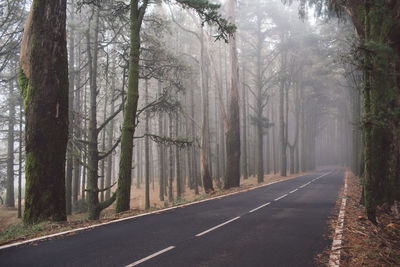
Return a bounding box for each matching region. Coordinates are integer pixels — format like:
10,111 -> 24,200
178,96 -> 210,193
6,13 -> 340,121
174,0 -> 236,42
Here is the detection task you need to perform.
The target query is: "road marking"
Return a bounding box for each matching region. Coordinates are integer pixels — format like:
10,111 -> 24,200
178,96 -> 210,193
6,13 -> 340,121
274,194 -> 288,201
299,182 -> 311,188
289,189 -> 298,194
125,246 -> 176,267
0,172 -> 326,251
249,202 -> 271,213
195,217 -> 240,237
329,173 -> 347,267
307,171 -> 333,186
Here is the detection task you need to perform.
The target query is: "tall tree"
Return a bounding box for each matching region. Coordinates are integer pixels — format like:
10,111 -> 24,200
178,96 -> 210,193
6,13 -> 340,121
298,0 -> 400,222
200,28 -> 214,193
116,0 -> 234,212
18,0 -> 69,224
115,0 -> 148,212
6,79 -> 16,207
225,0 -> 241,189
65,0 -> 76,215
144,79 -> 150,209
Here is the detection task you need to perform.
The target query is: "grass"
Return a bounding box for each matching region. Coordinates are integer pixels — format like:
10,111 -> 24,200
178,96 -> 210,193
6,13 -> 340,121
0,222 -> 51,244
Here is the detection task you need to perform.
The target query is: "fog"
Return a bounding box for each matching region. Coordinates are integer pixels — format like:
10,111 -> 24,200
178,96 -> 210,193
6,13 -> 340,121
0,0 -> 359,215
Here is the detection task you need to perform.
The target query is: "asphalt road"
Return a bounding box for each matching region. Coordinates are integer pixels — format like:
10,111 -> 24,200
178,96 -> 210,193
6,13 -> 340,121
0,169 -> 344,267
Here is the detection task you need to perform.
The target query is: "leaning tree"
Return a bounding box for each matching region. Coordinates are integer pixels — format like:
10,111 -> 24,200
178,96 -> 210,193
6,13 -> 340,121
115,0 -> 235,213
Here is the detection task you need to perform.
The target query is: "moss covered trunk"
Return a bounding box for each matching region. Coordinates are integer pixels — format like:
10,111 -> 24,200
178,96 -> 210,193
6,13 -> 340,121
116,0 -> 147,213
18,0 -> 68,224
359,0 -> 400,221
86,9 -> 101,220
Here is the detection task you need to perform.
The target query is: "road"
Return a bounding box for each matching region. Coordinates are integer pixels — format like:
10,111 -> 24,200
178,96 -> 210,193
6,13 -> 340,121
0,169 -> 344,267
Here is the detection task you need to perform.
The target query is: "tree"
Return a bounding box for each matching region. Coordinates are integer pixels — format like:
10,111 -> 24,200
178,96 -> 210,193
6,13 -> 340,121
297,0 -> 400,222
5,78 -> 16,207
116,0 -> 235,212
66,0 -> 76,215
225,0 -> 241,189
238,1 -> 277,183
84,6 -> 122,220
18,0 -> 69,224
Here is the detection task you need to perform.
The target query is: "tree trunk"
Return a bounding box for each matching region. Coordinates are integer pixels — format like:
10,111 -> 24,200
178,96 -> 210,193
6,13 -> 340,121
18,98 -> 23,218
168,114 -> 174,201
255,33 -> 264,184
145,79 -> 150,209
105,61 -> 116,200
190,88 -> 199,195
200,28 -> 214,193
279,49 -> 287,177
73,39 -> 82,205
175,116 -> 182,200
19,0 -> 68,224
86,11 -> 101,220
65,0 -> 75,215
85,10 -> 116,220
225,0 -> 241,189
272,101 -> 277,174
158,81 -> 165,201
116,0 -> 148,213
289,145 -> 295,174
241,65 -> 248,180
6,80 -> 15,208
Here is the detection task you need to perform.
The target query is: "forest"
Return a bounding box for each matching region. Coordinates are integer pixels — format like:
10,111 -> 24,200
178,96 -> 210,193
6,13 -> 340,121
0,0 -> 399,231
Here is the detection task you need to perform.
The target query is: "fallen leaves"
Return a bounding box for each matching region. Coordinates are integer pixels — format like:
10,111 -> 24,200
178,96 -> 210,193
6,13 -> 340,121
341,171 -> 400,267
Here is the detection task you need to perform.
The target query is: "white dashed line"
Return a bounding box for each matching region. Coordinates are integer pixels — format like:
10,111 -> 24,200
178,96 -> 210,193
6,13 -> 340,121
195,216 -> 241,237
289,189 -> 298,194
249,202 -> 271,213
125,246 -> 176,266
274,194 -> 288,201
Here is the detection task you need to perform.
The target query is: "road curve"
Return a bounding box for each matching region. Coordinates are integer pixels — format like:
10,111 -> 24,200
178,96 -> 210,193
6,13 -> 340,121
0,169 -> 344,267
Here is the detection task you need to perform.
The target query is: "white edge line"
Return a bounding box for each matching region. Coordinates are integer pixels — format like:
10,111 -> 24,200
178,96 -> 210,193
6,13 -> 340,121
0,172 -> 322,250
125,246 -> 175,267
249,202 -> 271,213
329,173 -> 347,267
274,194 -> 288,201
289,189 -> 298,194
195,216 -> 240,237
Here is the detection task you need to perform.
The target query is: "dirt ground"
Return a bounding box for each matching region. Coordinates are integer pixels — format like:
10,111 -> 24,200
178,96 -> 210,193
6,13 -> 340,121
0,207 -> 19,231
337,171 -> 400,266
